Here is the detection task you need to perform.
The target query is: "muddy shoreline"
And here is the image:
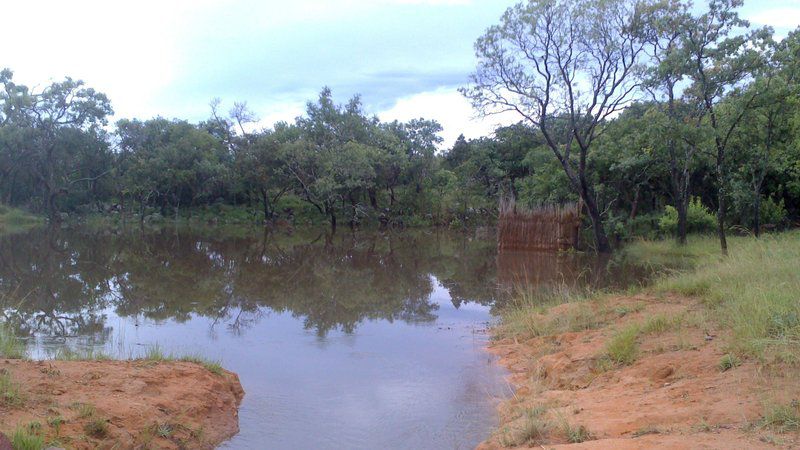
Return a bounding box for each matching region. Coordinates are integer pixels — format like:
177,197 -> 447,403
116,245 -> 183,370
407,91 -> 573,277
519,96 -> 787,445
479,294 -> 799,449
0,359 -> 243,449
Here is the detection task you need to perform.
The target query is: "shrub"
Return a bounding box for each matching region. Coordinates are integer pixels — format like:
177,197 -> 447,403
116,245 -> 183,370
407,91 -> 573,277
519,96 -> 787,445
759,196 -> 787,227
658,198 -> 717,236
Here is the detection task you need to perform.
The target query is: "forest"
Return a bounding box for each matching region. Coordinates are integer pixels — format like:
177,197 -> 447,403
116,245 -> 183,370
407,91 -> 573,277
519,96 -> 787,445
0,0 -> 798,253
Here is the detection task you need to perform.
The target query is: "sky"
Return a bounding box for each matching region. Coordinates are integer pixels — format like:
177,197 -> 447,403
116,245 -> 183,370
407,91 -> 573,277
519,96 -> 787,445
1,0 -> 798,147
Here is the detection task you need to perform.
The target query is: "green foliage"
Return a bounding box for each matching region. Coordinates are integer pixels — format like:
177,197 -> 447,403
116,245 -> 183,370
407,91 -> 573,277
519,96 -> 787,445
760,196 -> 788,226
0,0 -> 798,240
658,198 -> 717,236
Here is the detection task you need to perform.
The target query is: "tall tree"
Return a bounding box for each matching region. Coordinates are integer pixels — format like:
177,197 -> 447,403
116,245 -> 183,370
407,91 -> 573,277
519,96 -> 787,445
0,69 -> 112,217
682,0 -> 768,253
462,0 -> 655,252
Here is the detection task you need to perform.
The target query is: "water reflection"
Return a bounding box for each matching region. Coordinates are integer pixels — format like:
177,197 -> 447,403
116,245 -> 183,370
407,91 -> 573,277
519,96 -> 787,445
0,225 -> 660,449
0,227 -> 504,340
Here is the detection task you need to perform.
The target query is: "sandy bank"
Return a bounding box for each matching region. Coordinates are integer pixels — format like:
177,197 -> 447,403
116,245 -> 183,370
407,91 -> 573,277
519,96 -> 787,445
0,359 -> 243,449
479,294 -> 800,449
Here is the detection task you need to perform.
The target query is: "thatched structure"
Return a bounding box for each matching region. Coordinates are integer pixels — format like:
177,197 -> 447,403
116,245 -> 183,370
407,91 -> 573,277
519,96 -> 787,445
497,199 -> 581,252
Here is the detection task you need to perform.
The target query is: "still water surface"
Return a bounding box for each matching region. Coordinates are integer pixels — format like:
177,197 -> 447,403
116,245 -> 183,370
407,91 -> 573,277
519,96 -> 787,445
0,226 -> 649,449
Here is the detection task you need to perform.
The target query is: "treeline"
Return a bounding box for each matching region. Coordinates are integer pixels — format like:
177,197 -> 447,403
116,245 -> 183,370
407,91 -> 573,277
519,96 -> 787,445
1,0 -> 799,251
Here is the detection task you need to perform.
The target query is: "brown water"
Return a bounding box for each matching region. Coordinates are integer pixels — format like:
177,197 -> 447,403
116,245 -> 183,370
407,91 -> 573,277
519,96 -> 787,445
0,225 -> 654,449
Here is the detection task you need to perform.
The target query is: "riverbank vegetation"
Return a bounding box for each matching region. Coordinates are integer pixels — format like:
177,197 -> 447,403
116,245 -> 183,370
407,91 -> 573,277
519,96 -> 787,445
0,205 -> 41,234
0,0 -> 797,247
488,230 -> 800,447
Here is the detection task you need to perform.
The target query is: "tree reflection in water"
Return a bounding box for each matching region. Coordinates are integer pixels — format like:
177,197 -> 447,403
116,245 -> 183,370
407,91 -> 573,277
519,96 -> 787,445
0,225 -> 656,344
0,226 -> 500,341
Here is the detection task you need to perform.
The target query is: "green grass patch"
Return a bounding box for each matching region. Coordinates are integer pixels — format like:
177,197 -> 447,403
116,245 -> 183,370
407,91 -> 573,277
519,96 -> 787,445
0,204 -> 43,235
604,324 -> 640,366
70,402 -> 96,419
634,231 -> 800,364
718,353 -> 741,372
498,406 -> 551,447
762,402 -> 800,433
11,423 -> 45,450
0,323 -> 26,359
84,418 -> 109,438
0,369 -> 24,407
178,355 -> 224,376
50,347 -> 112,361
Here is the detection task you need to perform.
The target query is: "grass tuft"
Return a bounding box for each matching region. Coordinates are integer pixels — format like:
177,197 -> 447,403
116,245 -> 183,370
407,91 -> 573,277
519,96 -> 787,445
0,323 -> 26,359
762,402 -> 800,433
718,353 -> 741,372
178,355 -> 224,376
84,418 -> 109,438
604,324 -> 640,366
11,423 -> 45,450
0,369 -> 23,406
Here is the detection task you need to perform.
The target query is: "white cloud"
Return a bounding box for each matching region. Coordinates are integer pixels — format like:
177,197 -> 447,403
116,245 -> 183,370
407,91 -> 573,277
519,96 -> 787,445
379,87 -> 519,148
745,7 -> 800,29
0,1 -> 219,119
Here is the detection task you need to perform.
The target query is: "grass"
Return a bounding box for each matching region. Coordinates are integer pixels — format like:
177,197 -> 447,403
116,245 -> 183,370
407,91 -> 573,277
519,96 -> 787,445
51,347 -> 112,361
178,355 -> 224,376
0,322 -> 26,359
631,231 -> 800,364
0,204 -> 43,235
11,423 -> 45,450
139,344 -> 224,375
84,418 -> 109,438
604,324 -> 640,366
498,406 -> 551,447
0,369 -> 23,406
494,283 -> 599,340
718,353 -> 741,372
761,402 -> 800,433
562,422 -> 592,443
70,402 -> 96,419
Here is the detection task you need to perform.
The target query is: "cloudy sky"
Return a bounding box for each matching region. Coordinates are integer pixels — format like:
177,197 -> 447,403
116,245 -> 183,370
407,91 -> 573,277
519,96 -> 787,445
2,0 -> 798,146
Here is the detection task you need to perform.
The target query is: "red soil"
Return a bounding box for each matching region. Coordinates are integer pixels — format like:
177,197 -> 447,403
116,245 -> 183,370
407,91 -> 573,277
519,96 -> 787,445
479,295 -> 800,449
0,359 -> 243,449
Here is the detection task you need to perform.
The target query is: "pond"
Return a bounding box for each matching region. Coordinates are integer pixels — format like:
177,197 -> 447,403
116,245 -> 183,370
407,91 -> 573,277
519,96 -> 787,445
0,225 -> 652,449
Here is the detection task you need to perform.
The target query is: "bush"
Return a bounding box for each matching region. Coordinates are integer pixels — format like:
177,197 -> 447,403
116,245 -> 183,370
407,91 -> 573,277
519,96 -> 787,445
658,198 -> 717,236
760,196 -> 787,227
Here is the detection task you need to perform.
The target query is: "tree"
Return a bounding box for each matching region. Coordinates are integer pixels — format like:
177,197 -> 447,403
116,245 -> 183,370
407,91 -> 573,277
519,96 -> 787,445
641,0 -> 698,244
462,0 -> 655,252
0,69 -> 113,217
681,0 -> 769,253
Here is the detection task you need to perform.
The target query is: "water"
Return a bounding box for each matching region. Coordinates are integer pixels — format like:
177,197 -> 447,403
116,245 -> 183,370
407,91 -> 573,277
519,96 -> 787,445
0,225 -> 650,449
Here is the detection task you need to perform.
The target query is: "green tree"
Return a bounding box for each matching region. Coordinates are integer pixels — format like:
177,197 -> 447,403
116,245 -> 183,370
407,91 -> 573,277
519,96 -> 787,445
463,0 -> 656,252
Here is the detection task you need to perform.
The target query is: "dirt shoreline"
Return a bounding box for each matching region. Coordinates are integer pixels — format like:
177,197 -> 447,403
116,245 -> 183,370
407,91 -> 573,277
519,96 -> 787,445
0,359 -> 244,449
479,294 -> 800,449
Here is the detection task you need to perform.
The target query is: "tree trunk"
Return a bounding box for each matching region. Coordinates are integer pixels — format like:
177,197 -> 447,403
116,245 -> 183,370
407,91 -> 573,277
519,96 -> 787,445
629,186 -> 640,220
753,187 -> 762,238
261,188 -> 271,222
716,155 -> 728,255
584,196 -> 611,253
368,188 -> 378,209
676,197 -> 688,245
